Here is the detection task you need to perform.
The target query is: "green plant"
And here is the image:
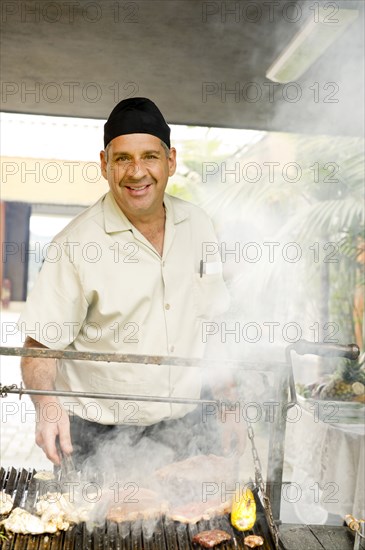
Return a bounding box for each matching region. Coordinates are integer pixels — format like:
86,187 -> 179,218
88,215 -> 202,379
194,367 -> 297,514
200,131 -> 364,351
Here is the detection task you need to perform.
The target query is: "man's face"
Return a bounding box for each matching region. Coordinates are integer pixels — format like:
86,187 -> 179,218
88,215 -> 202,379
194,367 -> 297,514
100,134 -> 176,220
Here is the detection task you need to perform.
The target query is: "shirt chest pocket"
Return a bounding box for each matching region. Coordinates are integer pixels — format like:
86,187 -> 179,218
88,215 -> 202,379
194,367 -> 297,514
193,273 -> 231,320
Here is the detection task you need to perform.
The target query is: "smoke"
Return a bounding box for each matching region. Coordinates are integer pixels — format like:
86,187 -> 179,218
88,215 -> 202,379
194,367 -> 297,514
198,0 -> 364,363
186,0 -> 365,527
57,423 -> 244,531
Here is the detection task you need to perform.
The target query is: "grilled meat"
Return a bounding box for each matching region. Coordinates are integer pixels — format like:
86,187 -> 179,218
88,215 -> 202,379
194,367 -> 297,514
244,534 -> 264,547
107,488 -> 168,522
33,470 -> 55,481
1,506 -> 68,534
167,497 -> 231,524
36,491 -> 94,524
1,491 -> 95,534
0,491 -> 13,515
192,529 -> 232,547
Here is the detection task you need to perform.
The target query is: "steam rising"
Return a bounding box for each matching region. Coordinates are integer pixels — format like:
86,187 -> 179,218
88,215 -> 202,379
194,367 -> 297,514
197,0 -> 365,524
59,427 -> 242,532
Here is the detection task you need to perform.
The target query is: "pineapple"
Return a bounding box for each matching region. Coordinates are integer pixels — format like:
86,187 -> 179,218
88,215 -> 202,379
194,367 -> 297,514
319,378 -> 354,401
319,359 -> 365,401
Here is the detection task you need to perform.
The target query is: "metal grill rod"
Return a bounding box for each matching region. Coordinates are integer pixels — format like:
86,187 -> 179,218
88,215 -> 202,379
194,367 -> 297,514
1,384 -> 218,405
0,346 -> 287,371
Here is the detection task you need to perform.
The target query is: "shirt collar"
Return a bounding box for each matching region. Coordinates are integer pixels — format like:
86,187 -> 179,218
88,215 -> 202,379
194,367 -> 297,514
163,193 -> 189,224
103,191 -> 189,233
103,192 -> 134,233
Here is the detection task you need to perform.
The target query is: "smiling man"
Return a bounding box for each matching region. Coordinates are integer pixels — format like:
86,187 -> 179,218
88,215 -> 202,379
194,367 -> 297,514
19,98 -> 242,468
100,132 -> 175,256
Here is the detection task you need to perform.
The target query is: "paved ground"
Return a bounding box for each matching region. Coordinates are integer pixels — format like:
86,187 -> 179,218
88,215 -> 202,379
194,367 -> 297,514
0,304 -> 52,471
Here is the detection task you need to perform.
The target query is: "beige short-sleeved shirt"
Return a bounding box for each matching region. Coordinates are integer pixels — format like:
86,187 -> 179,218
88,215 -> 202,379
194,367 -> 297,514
18,192 -> 230,425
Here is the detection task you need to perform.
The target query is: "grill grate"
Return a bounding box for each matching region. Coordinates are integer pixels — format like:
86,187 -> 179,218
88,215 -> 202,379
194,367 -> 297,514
0,468 -> 280,550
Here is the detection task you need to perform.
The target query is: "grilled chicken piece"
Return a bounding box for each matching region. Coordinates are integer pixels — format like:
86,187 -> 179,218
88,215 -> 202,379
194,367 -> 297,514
0,491 -> 13,515
33,470 -> 55,481
1,507 -> 67,534
192,529 -> 232,547
36,492 -> 93,524
244,534 -> 264,547
1,491 -> 96,534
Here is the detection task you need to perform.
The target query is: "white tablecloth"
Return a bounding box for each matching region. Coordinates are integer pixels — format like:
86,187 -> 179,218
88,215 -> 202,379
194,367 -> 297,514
285,404 -> 364,521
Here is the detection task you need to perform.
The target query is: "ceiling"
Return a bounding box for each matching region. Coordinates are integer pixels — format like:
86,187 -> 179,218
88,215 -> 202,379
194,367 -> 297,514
1,0 -> 364,136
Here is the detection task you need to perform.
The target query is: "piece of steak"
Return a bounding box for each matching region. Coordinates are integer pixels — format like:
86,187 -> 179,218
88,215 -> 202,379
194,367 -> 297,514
192,529 -> 232,548
167,497 -> 231,524
107,488 -> 168,522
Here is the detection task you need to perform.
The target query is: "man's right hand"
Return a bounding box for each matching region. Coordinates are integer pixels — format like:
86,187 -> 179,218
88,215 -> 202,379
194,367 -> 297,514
21,336 -> 73,465
35,397 -> 73,465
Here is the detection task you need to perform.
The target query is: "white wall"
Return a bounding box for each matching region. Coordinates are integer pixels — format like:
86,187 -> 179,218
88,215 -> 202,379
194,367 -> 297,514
1,156 -> 109,205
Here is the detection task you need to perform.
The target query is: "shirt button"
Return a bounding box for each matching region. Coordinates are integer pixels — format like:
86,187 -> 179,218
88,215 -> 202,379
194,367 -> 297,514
170,345 -> 175,353
162,261 -> 165,267
165,303 -> 170,310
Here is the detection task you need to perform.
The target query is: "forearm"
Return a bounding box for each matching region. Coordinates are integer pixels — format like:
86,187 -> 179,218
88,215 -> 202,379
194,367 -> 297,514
20,337 -> 72,463
21,336 -> 56,403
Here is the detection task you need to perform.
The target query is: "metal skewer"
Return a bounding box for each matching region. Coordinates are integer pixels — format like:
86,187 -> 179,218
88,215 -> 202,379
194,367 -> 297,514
0,346 -> 287,371
0,383 -> 219,405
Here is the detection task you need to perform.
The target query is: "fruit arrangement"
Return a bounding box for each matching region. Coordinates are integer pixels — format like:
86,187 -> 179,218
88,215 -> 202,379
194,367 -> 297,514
297,357 -> 365,403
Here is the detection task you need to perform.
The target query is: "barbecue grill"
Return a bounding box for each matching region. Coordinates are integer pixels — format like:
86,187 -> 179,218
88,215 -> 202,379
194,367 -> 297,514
0,467 -> 279,549
0,341 -> 360,550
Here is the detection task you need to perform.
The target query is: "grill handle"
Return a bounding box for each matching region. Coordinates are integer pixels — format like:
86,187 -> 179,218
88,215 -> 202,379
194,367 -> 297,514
291,340 -> 360,360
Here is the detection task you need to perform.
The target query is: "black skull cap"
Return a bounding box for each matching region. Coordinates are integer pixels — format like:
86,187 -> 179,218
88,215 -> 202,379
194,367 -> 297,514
104,97 -> 171,149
